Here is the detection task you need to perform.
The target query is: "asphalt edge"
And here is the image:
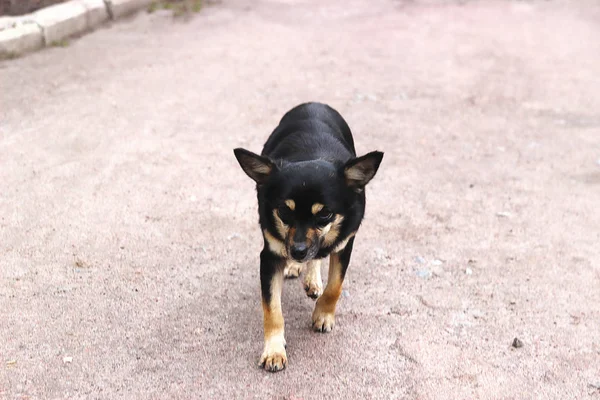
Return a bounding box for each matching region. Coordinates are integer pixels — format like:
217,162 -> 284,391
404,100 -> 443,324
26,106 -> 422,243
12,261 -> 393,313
0,0 -> 153,59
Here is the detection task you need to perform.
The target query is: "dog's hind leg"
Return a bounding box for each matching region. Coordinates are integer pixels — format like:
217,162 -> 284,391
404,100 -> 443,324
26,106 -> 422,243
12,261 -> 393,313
303,259 -> 323,299
312,237 -> 355,333
283,261 -> 304,279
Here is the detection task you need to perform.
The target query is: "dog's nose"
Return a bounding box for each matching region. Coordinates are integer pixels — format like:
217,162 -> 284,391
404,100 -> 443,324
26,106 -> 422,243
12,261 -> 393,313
290,243 -> 308,261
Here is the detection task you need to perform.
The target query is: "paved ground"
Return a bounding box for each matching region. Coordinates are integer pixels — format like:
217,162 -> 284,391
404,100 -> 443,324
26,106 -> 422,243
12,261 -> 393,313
1,0 -> 600,398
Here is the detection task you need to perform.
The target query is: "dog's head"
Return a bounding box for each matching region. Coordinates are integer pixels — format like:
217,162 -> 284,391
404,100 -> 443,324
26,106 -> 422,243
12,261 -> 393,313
234,148 -> 383,262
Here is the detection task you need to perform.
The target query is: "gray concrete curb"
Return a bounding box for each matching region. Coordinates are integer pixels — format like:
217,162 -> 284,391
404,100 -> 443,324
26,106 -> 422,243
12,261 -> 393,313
0,0 -> 150,59
105,0 -> 153,19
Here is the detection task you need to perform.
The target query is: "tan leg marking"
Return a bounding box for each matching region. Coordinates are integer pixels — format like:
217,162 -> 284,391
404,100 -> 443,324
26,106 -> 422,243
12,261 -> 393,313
259,272 -> 287,372
303,259 -> 323,299
283,260 -> 304,279
312,252 -> 343,332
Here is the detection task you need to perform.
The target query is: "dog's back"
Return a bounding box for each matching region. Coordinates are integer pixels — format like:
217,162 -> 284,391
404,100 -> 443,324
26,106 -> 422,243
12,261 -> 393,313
261,102 -> 356,163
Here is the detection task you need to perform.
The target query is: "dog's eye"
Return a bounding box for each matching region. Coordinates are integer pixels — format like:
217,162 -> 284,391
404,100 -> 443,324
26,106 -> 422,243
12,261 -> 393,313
316,210 -> 333,225
277,206 -> 293,224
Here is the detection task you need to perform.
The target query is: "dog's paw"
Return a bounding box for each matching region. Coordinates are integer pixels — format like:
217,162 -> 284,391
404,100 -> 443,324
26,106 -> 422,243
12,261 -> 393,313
312,309 -> 335,333
304,279 -> 323,299
303,261 -> 322,298
259,342 -> 287,372
283,262 -> 303,279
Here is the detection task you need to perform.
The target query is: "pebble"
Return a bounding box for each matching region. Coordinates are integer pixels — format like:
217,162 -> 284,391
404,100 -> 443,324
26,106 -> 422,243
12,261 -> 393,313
431,259 -> 443,266
374,247 -> 387,260
63,356 -> 73,364
589,382 -> 600,390
496,211 -> 511,218
465,267 -> 473,275
341,290 -> 350,298
415,256 -> 426,264
416,269 -> 432,279
227,233 -> 242,241
512,338 -> 524,348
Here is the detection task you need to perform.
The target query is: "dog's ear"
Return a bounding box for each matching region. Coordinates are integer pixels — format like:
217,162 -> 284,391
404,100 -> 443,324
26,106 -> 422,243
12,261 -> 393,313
343,151 -> 384,189
233,148 -> 275,185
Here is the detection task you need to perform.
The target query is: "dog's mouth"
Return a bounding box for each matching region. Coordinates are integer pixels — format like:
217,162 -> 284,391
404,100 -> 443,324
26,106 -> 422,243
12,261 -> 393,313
287,242 -> 320,263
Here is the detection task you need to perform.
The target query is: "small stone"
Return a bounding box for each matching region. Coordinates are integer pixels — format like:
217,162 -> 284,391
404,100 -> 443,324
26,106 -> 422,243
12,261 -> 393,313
431,266 -> 444,277
512,338 -> 523,348
341,290 -> 350,298
415,269 -> 431,279
227,233 -> 241,240
6,360 -> 16,366
496,211 -> 511,218
374,248 -> 387,260
431,259 -> 443,266
63,356 -> 73,363
414,256 -> 426,264
465,267 -> 473,275
189,195 -> 197,202
589,382 -> 600,390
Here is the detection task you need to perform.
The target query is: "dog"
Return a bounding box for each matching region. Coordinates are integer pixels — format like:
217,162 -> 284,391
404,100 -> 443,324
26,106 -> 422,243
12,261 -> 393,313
233,102 -> 383,372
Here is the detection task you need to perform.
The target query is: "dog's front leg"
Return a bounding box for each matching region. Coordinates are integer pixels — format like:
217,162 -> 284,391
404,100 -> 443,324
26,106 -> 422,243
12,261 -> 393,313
258,248 -> 287,372
312,237 -> 355,332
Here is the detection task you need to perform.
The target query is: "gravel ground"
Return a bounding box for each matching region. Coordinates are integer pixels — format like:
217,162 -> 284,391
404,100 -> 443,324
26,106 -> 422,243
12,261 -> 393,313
1,0 -> 599,398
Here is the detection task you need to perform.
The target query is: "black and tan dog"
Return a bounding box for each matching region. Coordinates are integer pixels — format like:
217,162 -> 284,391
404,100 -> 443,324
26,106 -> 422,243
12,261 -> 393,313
234,102 -> 383,372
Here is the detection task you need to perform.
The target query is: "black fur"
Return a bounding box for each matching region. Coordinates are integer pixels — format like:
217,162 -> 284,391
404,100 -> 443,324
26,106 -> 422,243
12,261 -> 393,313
234,102 -> 383,260
234,102 -> 383,371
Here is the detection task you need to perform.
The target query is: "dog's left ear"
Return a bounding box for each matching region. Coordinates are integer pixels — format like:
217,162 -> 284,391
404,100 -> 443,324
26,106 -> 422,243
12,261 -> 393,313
233,148 -> 275,185
344,151 -> 384,189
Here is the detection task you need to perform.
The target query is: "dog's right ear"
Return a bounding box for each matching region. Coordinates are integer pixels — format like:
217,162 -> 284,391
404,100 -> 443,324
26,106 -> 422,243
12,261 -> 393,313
233,148 -> 275,185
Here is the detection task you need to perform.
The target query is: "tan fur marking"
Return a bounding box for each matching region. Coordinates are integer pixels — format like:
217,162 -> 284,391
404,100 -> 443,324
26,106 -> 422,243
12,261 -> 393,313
311,203 -> 324,215
334,232 -> 356,253
318,223 -> 332,237
285,226 -> 296,248
312,251 -> 344,332
263,230 -> 286,257
272,209 -> 289,239
262,274 -> 284,339
285,199 -> 295,210
345,168 -> 366,182
306,228 -> 317,245
317,255 -> 343,313
251,160 -> 272,175
260,272 -> 287,371
304,259 -> 323,299
322,215 -> 344,247
284,261 -> 304,278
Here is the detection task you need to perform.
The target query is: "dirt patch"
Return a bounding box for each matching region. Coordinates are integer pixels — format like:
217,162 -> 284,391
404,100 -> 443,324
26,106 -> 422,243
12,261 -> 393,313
0,0 -> 70,16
